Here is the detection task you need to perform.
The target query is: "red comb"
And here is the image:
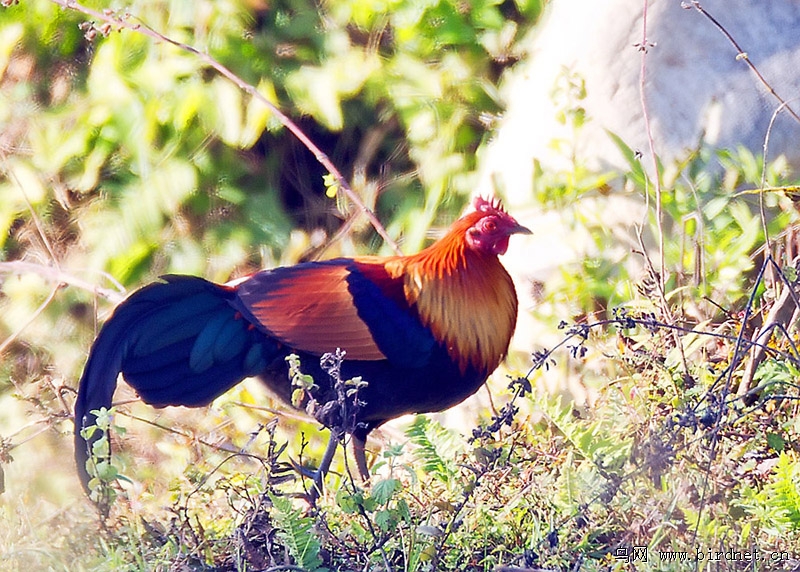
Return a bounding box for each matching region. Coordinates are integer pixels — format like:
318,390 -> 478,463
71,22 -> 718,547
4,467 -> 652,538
472,195 -> 506,214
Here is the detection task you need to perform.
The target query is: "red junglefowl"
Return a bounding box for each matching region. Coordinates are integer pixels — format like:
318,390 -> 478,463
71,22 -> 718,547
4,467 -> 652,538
74,196 -> 530,503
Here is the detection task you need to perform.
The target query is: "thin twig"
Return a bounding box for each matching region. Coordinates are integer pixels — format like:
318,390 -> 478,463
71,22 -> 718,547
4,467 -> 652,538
115,409 -> 269,460
636,0 -> 690,381
1,420 -> 53,451
689,1 -> 800,126
50,0 -> 401,255
636,0 -> 664,289
690,1 -> 800,320
749,98 -> 800,388
0,149 -> 60,268
688,254 -> 772,547
0,260 -> 125,303
4,170 -> 60,266
0,285 -> 60,357
757,97 -> 800,259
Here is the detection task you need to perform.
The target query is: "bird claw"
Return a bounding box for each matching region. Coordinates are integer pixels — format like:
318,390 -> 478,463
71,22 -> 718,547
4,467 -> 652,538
287,434 -> 342,506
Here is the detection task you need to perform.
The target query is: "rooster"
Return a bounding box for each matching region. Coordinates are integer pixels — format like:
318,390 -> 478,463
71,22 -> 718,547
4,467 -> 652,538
74,196 -> 530,501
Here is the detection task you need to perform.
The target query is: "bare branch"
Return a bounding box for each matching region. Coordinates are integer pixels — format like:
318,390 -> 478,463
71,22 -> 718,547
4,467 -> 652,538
636,0 -> 664,289
688,1 -> 800,125
636,0 -> 689,379
0,260 -> 125,303
0,284 -> 60,357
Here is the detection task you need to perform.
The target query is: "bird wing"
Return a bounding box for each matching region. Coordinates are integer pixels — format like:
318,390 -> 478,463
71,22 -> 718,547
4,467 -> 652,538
234,259 -> 436,367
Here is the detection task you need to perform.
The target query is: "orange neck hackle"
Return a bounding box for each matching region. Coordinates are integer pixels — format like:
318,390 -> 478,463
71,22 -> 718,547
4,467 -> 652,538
382,197 -> 529,375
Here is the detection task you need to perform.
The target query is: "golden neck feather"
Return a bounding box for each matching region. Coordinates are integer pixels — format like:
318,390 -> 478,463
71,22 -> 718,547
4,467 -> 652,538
384,219 -> 518,375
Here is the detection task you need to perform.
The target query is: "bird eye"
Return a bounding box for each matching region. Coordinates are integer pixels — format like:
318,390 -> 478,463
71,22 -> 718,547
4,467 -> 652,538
484,219 -> 497,232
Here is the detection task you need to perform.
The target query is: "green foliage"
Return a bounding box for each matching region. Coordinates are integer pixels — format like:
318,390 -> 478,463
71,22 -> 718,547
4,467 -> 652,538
286,352 -> 317,407
772,453 -> 800,528
335,475 -> 412,535
406,414 -> 462,483
79,407 -> 130,505
754,357 -> 800,392
269,492 -> 325,571
739,452 -> 800,534
532,129 -> 795,319
538,393 -> 631,474
1,0 -> 541,289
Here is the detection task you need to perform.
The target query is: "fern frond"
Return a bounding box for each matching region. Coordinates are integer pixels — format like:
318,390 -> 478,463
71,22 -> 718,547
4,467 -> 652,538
406,415 -> 462,482
269,492 -> 323,570
773,452 -> 800,527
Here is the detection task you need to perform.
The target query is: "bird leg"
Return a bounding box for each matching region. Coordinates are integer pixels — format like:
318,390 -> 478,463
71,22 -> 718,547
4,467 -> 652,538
305,431 -> 340,506
351,431 -> 371,483
300,430 -> 372,505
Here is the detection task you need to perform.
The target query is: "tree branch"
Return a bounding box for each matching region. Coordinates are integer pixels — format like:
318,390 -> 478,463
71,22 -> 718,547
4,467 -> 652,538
0,261 -> 125,303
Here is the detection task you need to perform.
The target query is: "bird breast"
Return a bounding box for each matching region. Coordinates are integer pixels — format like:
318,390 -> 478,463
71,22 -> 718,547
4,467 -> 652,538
386,252 -> 518,376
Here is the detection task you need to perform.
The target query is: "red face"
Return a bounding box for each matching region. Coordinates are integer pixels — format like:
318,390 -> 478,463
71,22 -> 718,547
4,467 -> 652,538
465,197 -> 531,255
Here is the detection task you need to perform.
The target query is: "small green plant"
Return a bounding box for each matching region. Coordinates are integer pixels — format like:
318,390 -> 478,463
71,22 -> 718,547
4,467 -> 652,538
287,353 -> 318,407
79,407 -> 130,508
269,491 -> 325,571
739,452 -> 800,535
407,415 -> 463,483
772,453 -> 800,528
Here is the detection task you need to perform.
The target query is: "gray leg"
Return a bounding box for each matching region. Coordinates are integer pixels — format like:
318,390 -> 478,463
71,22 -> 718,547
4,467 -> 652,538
308,432 -> 339,505
351,432 -> 371,482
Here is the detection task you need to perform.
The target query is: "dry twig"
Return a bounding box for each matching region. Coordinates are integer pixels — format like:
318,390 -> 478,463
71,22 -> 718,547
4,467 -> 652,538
0,261 -> 125,303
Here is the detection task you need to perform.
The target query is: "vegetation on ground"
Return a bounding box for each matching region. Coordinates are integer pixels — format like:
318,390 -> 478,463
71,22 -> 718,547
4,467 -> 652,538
2,1 -> 800,570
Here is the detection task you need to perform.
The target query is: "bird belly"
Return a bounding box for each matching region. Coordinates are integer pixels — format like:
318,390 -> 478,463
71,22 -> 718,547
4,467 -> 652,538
256,346 -> 487,430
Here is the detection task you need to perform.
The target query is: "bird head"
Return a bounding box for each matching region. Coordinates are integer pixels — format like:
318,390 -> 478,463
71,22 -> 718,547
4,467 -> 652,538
464,196 -> 531,255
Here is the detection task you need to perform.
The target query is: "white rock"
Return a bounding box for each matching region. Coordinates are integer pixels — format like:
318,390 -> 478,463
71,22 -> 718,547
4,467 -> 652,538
480,0 -> 800,205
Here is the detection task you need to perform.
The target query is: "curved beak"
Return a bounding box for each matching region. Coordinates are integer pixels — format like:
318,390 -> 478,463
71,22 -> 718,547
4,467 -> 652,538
509,222 -> 532,235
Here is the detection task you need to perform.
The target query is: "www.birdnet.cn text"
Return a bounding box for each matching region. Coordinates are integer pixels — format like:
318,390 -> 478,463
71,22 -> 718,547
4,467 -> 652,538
612,545 -> 795,565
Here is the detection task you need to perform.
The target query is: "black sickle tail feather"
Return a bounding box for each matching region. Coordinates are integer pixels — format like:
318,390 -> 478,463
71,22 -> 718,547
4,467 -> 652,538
74,275 -> 279,494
